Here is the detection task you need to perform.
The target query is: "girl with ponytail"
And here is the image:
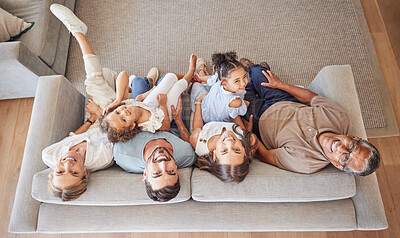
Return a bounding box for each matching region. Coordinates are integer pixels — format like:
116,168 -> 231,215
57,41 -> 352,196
190,51 -> 249,129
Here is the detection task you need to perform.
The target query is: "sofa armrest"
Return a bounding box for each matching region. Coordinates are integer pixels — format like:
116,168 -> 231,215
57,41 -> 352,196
308,66 -> 387,230
352,173 -> 388,230
9,75 -> 85,233
307,65 -> 366,139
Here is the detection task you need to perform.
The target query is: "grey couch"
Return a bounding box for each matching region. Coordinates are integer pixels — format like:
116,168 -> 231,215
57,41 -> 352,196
9,65 -> 388,233
0,0 -> 75,100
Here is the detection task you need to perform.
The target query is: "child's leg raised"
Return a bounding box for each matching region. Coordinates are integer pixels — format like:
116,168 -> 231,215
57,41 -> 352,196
164,54 -> 197,120
143,73 -> 177,107
51,4 -> 115,107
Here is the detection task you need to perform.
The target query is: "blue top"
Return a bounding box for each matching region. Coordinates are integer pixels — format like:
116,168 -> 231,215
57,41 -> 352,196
201,80 -> 247,123
207,73 -> 219,86
113,131 -> 196,173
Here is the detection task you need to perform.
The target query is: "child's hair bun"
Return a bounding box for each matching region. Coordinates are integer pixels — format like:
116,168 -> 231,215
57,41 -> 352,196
212,51 -> 238,67
211,51 -> 241,80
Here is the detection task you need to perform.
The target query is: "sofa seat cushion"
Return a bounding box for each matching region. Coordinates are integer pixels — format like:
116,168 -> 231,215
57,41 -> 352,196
0,0 -> 66,67
32,165 -> 192,205
192,159 -> 356,202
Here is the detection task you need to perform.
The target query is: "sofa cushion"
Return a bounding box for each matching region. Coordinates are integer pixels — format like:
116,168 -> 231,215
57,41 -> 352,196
0,0 -> 66,66
192,159 -> 356,202
32,165 -> 192,205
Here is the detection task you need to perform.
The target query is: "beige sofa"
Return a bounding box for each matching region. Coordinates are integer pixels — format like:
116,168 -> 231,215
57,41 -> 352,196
9,65 -> 388,233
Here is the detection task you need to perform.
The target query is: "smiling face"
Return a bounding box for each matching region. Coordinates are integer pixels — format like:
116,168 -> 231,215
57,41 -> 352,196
318,132 -> 371,171
142,147 -> 179,190
51,150 -> 87,190
105,104 -> 138,131
213,128 -> 245,166
221,66 -> 248,93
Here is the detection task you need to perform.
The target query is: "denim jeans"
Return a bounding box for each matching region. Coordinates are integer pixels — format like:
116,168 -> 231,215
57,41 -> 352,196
130,76 -> 151,99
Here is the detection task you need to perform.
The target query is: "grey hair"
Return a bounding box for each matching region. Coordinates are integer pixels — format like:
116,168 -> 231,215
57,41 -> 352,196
343,139 -> 380,176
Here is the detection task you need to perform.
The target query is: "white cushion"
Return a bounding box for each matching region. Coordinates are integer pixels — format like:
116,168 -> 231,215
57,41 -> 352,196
192,160 -> 356,202
32,165 -> 193,205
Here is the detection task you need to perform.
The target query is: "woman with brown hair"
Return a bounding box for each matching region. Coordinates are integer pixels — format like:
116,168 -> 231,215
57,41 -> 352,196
189,94 -> 259,183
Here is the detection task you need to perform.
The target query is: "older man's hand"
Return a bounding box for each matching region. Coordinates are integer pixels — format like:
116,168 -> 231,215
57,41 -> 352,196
261,70 -> 284,89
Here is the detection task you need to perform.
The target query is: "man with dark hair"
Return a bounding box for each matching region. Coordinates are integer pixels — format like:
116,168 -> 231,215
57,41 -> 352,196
240,58 -> 380,176
114,97 -> 196,202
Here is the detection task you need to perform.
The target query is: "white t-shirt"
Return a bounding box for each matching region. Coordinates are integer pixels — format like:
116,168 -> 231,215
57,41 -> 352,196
42,54 -> 116,172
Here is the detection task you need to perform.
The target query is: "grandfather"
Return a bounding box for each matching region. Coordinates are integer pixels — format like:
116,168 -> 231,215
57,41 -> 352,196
240,58 -> 380,176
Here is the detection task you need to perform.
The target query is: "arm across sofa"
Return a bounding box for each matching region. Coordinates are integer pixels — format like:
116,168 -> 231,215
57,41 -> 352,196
9,65 -> 388,233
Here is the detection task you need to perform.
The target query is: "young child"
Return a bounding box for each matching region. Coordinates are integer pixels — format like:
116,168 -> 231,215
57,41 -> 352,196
190,52 -> 249,129
99,54 -> 197,143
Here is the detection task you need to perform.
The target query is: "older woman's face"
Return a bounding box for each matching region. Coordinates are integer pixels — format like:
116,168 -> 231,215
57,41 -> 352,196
214,129 -> 245,166
51,150 -> 86,190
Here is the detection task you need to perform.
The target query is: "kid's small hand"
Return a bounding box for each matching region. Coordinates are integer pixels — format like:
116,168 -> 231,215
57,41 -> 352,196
103,99 -> 121,115
135,93 -> 146,102
171,96 -> 182,121
157,94 -> 167,105
260,70 -> 284,89
85,97 -> 102,119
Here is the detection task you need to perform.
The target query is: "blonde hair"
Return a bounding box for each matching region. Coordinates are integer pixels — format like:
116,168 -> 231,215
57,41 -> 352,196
47,170 -> 90,201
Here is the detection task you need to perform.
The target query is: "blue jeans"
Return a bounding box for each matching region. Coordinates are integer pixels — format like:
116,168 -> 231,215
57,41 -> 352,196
130,76 -> 151,98
244,65 -> 302,138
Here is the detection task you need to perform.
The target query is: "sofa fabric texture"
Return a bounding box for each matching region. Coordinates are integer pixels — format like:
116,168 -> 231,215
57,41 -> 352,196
192,160 -> 356,203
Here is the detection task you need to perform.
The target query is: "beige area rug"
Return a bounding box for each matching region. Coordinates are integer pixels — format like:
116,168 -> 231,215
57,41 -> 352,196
65,0 -> 398,138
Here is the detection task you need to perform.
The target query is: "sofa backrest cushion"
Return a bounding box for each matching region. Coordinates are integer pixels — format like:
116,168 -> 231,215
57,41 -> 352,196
32,165 -> 192,205
192,160 -> 356,202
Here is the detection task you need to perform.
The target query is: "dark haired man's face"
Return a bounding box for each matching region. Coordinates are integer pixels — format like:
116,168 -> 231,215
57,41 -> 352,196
142,147 -> 179,190
318,132 -> 371,171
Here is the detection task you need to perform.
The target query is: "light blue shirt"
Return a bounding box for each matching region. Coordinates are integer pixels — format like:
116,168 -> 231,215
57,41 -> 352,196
201,80 -> 247,123
113,131 -> 196,173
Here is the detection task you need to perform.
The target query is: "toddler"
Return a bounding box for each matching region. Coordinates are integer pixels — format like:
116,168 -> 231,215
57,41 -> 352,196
191,52 -> 248,129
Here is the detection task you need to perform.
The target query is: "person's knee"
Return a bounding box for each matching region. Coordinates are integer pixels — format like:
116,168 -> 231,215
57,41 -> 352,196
249,65 -> 269,82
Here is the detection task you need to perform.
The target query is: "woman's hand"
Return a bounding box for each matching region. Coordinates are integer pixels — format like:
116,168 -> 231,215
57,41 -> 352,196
103,99 -> 121,115
242,115 -> 253,132
85,97 -> 102,121
157,94 -> 167,106
171,96 -> 183,122
260,70 -> 284,89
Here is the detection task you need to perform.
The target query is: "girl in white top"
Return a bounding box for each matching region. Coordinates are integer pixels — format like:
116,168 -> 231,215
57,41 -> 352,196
98,54 -> 197,143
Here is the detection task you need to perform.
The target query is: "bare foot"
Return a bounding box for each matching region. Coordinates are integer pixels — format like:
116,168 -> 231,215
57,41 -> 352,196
189,54 -> 197,73
183,54 -> 197,84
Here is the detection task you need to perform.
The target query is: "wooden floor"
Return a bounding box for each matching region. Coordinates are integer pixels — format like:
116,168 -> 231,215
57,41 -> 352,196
1,0 -> 399,237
